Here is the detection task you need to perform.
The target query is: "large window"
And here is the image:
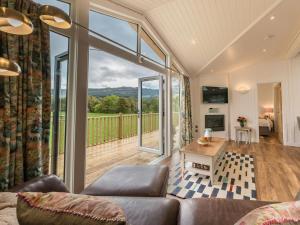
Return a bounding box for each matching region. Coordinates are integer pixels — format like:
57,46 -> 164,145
141,28 -> 166,66
85,47 -> 163,186
33,0 -> 71,179
89,11 -> 138,53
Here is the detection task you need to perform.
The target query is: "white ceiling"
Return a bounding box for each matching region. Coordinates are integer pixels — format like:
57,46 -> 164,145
112,0 -> 291,76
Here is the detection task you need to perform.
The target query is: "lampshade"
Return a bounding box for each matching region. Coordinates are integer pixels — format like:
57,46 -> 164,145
0,7 -> 33,35
39,5 -> 72,29
0,57 -> 21,76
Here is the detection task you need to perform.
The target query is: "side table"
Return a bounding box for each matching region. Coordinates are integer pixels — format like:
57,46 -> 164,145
235,126 -> 252,145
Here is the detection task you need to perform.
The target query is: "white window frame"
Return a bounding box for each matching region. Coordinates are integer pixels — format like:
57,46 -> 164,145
60,0 -> 190,192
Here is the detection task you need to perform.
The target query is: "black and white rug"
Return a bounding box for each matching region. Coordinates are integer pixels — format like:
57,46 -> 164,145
167,152 -> 257,200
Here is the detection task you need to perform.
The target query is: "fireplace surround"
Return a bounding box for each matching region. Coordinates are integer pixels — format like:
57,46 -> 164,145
205,115 -> 225,132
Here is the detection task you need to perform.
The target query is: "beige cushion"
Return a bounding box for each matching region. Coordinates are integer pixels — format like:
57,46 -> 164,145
17,192 -> 127,225
0,193 -> 19,225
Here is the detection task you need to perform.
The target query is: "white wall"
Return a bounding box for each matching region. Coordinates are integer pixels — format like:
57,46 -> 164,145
257,83 -> 275,115
191,73 -> 230,140
191,57 -> 300,147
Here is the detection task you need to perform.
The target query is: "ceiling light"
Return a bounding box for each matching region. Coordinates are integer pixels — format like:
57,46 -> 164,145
191,39 -> 197,45
0,57 -> 21,76
262,49 -> 267,53
270,16 -> 275,21
0,7 -> 33,35
40,5 -> 72,29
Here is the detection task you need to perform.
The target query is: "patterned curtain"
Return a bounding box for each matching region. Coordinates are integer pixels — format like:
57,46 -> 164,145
0,0 -> 51,191
180,75 -> 193,146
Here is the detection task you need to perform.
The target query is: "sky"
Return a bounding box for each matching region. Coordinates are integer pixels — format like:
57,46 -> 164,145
36,0 -> 166,90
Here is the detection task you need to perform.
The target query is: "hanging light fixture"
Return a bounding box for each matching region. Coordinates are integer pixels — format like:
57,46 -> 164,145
0,57 -> 21,76
0,7 -> 33,35
39,5 -> 72,29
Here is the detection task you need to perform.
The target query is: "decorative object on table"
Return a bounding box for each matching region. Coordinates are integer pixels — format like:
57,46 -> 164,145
237,116 -> 247,127
197,137 -> 209,146
204,128 -> 213,142
234,201 -> 300,225
17,192 -> 127,225
168,152 -> 256,200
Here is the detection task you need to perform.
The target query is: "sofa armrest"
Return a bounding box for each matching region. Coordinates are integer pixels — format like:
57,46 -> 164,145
9,175 -> 69,193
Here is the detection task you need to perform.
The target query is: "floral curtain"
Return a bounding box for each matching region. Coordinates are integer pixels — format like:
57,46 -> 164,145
180,75 -> 193,146
0,0 -> 51,191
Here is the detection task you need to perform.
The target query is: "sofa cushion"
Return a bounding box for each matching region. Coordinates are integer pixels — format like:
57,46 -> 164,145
17,192 -> 127,225
0,192 -> 19,225
106,197 -> 179,225
82,165 -> 169,197
179,198 -> 272,225
234,201 -> 300,225
9,175 -> 69,193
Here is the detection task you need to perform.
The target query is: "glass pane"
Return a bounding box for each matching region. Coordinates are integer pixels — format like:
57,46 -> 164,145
141,79 -> 160,150
85,47 -> 161,186
33,0 -> 70,15
89,11 -> 138,52
171,75 -> 180,151
141,28 -> 166,65
49,32 -> 69,179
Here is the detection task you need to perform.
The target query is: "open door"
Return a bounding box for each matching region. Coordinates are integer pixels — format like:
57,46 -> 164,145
138,76 -> 164,155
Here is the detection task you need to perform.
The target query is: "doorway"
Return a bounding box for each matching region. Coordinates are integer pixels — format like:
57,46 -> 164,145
257,82 -> 283,144
85,48 -> 165,186
138,76 -> 164,155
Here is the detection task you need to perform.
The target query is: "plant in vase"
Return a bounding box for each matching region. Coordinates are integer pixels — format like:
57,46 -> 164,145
237,116 -> 247,127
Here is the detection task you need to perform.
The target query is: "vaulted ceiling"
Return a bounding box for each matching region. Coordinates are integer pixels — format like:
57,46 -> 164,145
111,0 -> 300,76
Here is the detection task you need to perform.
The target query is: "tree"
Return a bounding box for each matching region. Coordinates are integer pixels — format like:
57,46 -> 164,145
88,96 -> 100,113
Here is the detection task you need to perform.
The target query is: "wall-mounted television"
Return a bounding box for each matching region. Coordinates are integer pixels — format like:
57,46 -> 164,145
202,86 -> 228,104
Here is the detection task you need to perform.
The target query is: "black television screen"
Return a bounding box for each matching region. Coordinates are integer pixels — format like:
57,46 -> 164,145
202,86 -> 228,104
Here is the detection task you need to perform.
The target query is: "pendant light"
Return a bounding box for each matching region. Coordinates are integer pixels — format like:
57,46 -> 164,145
0,7 -> 33,35
39,5 -> 72,29
0,57 -> 21,76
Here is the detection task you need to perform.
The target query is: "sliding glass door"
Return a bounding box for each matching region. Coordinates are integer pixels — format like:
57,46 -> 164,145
138,76 -> 164,155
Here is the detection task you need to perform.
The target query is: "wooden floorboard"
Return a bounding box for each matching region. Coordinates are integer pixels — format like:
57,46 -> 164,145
160,138 -> 300,202
85,131 -> 160,186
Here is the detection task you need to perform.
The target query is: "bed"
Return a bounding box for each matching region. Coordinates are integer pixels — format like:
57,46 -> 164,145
259,117 -> 273,136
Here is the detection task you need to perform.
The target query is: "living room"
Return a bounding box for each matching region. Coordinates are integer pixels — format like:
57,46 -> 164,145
0,0 -> 300,225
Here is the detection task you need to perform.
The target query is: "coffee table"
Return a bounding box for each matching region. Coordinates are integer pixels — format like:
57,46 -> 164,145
180,137 -> 227,184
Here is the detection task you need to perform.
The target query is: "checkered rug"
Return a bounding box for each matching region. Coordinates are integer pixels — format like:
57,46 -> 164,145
167,152 -> 257,200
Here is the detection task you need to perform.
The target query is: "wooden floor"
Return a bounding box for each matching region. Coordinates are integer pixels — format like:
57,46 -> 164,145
160,140 -> 300,202
85,131 -> 160,186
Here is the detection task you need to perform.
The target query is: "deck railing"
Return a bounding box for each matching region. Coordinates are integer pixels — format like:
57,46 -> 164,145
86,113 -> 160,147
53,112 -> 180,150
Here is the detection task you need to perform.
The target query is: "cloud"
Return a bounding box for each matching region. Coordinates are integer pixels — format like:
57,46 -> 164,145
88,49 -> 159,88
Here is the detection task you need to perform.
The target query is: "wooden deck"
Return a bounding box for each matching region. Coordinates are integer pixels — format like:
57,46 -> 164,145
85,131 -> 160,186
56,132 -> 160,185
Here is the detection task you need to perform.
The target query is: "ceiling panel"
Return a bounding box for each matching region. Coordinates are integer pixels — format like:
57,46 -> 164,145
113,0 -> 280,75
201,0 -> 300,74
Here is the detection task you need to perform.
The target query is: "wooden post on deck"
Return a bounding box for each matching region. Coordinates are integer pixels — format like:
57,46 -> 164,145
119,113 -> 123,139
